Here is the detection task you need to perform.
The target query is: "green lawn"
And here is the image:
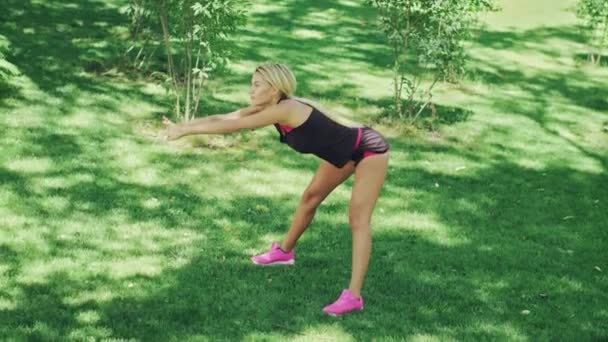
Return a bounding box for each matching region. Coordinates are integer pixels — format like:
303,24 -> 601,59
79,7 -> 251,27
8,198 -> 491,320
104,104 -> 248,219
1,0 -> 607,340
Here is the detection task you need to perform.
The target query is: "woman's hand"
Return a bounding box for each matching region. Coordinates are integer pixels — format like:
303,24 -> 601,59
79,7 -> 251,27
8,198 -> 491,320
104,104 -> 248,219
162,116 -> 185,141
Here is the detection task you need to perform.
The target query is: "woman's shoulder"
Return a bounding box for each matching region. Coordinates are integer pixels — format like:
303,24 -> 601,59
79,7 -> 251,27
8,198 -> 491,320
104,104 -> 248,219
277,98 -> 313,114
276,97 -> 314,127
278,97 -> 304,107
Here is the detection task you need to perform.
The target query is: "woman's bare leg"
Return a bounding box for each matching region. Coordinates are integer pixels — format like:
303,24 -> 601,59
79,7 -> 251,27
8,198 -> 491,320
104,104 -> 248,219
281,161 -> 355,251
347,152 -> 389,297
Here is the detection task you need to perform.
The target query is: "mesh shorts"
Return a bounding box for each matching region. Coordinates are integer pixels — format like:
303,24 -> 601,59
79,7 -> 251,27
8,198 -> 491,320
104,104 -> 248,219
351,127 -> 390,166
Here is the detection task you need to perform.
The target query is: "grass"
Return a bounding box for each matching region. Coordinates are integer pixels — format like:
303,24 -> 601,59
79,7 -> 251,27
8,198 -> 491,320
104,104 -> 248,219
1,0 -> 607,340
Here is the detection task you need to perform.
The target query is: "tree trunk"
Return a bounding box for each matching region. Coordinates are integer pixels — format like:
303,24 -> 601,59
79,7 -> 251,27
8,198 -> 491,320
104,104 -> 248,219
193,47 -> 204,115
185,33 -> 192,121
597,16 -> 608,65
393,45 -> 401,119
157,0 -> 180,119
411,76 -> 439,124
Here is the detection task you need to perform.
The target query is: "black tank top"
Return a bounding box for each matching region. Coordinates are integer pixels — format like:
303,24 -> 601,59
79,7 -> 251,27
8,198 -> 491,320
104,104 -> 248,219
273,102 -> 358,168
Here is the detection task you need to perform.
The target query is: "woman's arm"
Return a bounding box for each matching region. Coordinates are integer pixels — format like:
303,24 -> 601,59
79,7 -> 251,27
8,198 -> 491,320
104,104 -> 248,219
223,105 -> 264,119
163,103 -> 286,140
181,105 -> 263,126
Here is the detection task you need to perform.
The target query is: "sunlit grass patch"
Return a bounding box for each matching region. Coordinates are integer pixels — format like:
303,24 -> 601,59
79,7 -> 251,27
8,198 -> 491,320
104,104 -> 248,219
376,212 -> 470,246
6,157 -> 54,174
481,0 -> 578,31
470,322 -> 527,341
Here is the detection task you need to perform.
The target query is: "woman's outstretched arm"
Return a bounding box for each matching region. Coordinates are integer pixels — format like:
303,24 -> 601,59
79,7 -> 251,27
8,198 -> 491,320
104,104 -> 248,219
163,102 -> 289,140
170,105 -> 263,127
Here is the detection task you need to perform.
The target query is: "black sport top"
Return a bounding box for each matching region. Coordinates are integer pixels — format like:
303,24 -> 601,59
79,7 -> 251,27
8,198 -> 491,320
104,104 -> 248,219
273,102 -> 359,168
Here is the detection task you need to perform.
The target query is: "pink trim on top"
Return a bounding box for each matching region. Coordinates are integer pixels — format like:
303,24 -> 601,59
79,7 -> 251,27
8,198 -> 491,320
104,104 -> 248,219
279,124 -> 293,134
353,128 -> 363,151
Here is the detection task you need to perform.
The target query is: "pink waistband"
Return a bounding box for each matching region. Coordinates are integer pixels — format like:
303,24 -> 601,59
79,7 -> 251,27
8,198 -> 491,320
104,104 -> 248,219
279,124 -> 293,134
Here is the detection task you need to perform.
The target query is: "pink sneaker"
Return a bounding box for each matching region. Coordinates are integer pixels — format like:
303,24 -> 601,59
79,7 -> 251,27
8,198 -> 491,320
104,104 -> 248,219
323,289 -> 364,316
251,242 -> 295,266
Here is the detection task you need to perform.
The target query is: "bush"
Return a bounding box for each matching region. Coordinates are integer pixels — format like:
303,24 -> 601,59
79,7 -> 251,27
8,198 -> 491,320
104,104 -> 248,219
366,0 -> 497,125
576,0 -> 608,65
126,0 -> 247,122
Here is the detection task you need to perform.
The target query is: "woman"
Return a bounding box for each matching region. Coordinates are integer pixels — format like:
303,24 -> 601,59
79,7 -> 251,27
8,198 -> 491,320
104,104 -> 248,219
163,62 -> 390,316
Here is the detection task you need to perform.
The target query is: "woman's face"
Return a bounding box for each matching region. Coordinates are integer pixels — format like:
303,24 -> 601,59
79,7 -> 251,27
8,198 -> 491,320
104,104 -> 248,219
249,72 -> 278,106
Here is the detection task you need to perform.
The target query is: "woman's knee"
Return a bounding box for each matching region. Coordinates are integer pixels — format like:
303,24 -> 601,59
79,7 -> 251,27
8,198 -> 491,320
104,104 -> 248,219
301,189 -> 324,210
348,213 -> 371,232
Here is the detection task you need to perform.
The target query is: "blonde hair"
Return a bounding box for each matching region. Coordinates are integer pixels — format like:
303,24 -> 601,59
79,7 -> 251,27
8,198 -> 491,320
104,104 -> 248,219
254,62 -> 297,100
254,62 -> 362,127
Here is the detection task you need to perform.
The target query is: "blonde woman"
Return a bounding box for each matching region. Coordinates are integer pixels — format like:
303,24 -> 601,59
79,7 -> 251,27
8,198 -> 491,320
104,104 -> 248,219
163,63 -> 390,316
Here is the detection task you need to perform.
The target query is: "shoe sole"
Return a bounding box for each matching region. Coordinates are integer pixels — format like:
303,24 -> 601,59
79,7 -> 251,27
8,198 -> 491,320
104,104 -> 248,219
251,259 -> 295,266
324,307 -> 364,317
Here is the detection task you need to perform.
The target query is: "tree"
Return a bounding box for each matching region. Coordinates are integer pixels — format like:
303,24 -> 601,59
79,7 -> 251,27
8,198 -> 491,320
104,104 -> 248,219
366,0 -> 497,124
126,0 -> 247,122
576,0 -> 608,65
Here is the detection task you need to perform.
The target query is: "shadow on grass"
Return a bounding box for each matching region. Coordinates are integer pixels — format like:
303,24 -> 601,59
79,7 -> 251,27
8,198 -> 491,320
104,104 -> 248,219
467,25 -> 608,173
475,26 -> 585,59
111,162 -> 607,340
2,158 -> 606,340
363,97 -> 474,128
0,77 -> 20,104
477,69 -> 608,173
0,0 -> 168,112
234,0 -> 390,67
471,25 -> 608,114
1,0 -> 607,340
471,61 -> 608,113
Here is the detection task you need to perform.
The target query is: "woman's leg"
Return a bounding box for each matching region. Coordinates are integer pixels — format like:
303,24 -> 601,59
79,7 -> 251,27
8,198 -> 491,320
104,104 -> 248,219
347,152 -> 389,297
281,161 -> 356,251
